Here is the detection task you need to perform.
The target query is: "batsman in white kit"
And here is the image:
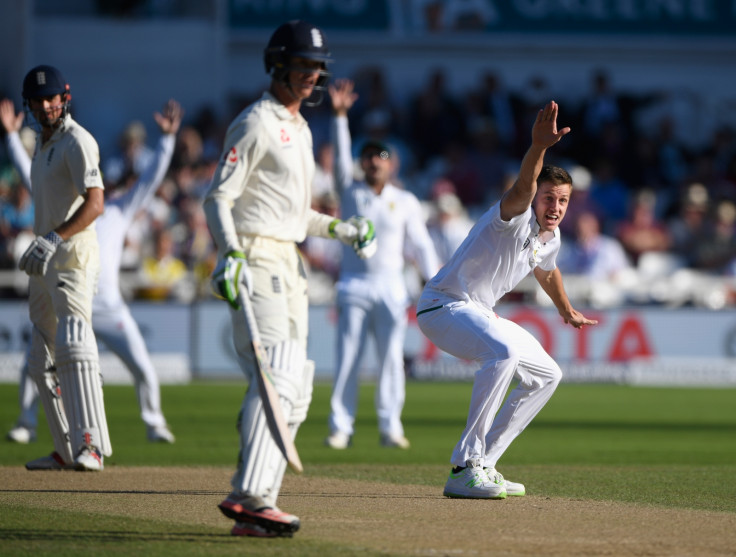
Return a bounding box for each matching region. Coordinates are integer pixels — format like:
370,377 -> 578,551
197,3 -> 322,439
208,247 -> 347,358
416,101 -> 598,499
324,79 -> 440,450
2,98 -> 182,450
16,65 -> 110,471
203,20 -> 375,538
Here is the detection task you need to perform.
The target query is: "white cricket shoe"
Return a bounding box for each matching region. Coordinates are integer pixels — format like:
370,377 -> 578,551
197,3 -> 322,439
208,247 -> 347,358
443,459 -> 507,499
25,451 -> 74,471
380,433 -> 410,449
485,468 -> 526,496
147,425 -> 175,444
74,446 -> 104,471
7,425 -> 36,444
324,431 -> 351,449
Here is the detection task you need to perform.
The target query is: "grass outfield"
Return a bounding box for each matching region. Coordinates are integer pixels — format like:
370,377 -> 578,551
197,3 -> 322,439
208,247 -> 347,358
1,381 -> 735,555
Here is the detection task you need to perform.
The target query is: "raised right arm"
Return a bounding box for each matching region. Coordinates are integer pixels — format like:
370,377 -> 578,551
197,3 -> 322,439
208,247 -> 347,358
499,100 -> 570,221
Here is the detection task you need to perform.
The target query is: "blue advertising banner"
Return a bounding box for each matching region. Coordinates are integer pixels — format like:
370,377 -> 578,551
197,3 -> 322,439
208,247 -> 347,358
228,0 -> 391,30
228,0 -> 736,37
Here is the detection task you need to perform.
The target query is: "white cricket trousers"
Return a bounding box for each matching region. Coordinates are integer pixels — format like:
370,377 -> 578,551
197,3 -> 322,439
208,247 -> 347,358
417,291 -> 562,468
329,273 -> 408,438
93,302 -> 168,428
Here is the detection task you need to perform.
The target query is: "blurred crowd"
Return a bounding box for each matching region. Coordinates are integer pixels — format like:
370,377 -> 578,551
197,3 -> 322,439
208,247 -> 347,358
2,66 -> 736,308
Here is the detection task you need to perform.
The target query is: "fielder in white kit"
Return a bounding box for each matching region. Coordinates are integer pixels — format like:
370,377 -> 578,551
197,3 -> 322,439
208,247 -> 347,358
324,79 -> 440,450
416,101 -> 598,499
16,65 -> 110,471
204,21 -> 375,538
2,98 -> 182,451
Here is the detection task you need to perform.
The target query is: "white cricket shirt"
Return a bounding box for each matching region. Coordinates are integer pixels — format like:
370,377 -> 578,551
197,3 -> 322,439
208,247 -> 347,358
332,115 -> 439,280
204,92 -> 319,252
30,114 -> 104,236
426,202 -> 560,314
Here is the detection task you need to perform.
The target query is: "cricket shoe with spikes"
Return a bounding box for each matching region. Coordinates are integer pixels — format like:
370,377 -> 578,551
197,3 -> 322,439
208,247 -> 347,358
484,468 -> 525,496
74,446 -> 104,471
218,493 -> 300,535
25,451 -> 75,471
443,458 -> 507,499
231,519 -> 290,538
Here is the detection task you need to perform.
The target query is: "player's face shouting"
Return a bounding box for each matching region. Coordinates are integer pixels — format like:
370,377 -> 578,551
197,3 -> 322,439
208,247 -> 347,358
533,182 -> 571,233
28,94 -> 64,128
288,57 -> 323,100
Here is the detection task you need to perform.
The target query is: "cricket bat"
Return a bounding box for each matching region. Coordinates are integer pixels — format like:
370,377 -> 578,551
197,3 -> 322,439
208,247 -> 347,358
239,289 -> 303,474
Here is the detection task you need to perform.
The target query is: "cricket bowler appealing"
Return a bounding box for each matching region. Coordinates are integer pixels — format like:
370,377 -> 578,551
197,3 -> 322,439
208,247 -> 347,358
417,101 -> 598,499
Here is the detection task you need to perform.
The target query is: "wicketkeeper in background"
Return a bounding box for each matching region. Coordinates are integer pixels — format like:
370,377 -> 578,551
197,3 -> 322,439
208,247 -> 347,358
203,20 -> 375,538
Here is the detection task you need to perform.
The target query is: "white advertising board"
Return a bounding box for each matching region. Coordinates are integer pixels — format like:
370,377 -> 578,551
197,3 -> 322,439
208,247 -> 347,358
2,301 -> 736,386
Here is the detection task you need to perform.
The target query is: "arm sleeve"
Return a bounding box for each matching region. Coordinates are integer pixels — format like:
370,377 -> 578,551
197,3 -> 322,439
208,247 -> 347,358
404,194 -> 441,280
331,114 -> 354,193
5,131 -> 32,191
67,132 -> 104,194
203,120 -> 263,256
114,134 -> 176,220
305,208 -> 337,239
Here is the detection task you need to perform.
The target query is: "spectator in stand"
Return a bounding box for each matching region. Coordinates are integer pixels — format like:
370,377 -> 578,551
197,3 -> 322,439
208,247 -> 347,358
426,184 -> 475,265
581,69 -> 621,140
588,157 -> 631,233
692,199 -> 736,274
136,227 -> 192,302
477,71 -> 518,154
616,189 -> 672,266
408,68 -> 465,168
0,179 -> 34,266
349,66 -> 403,143
558,210 -> 631,280
103,119 -> 155,186
558,164 -> 599,239
667,182 -> 710,267
465,116 -> 510,209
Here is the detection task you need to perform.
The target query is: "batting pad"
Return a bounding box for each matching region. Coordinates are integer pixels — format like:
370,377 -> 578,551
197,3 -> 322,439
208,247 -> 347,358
28,327 -> 73,463
233,387 -> 294,504
55,315 -> 112,457
232,340 -> 305,503
289,359 -> 315,426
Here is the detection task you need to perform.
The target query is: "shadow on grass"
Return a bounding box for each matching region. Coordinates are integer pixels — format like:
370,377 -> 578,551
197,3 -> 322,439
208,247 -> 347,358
0,528 -> 230,543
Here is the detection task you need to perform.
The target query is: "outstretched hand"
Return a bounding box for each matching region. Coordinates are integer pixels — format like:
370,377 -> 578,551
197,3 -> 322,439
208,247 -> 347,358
0,99 -> 24,134
563,308 -> 598,329
328,79 -> 358,115
532,100 -> 570,149
153,99 -> 183,135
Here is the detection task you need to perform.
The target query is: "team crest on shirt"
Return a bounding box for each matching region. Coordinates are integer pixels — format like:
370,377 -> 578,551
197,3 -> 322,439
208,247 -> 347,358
280,128 -> 291,145
223,147 -> 238,167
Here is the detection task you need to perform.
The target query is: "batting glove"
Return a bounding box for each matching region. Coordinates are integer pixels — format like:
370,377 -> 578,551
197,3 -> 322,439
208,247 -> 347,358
329,217 -> 377,259
211,250 -> 253,309
19,231 -> 63,276
347,216 -> 377,259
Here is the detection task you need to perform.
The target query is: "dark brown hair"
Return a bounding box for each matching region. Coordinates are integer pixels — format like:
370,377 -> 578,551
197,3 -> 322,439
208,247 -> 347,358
538,165 -> 572,188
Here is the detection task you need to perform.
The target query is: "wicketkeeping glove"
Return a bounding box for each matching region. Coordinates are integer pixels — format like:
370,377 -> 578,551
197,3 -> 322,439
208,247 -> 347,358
19,231 -> 63,276
329,216 -> 377,259
211,250 -> 253,309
